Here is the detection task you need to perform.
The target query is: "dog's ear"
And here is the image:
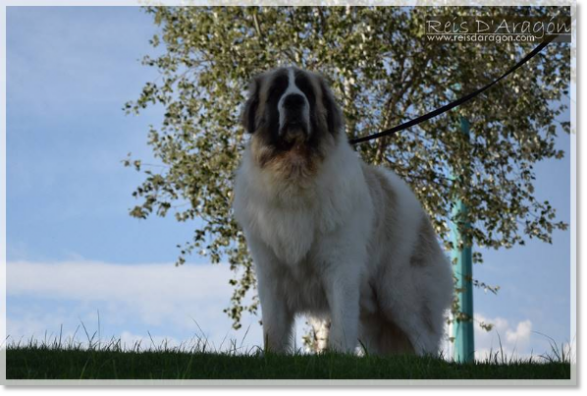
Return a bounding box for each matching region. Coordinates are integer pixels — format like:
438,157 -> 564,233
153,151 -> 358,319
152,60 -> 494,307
241,76 -> 261,134
318,75 -> 344,136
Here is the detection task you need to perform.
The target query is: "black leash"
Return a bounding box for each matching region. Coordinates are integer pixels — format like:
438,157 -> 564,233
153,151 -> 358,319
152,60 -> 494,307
349,35 -> 557,145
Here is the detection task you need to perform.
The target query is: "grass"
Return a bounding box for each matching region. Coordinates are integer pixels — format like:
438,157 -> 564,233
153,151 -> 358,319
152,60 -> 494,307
5,337 -> 572,380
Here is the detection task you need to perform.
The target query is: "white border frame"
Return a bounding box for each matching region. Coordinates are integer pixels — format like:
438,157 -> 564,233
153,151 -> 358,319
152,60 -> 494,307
0,0 -> 577,387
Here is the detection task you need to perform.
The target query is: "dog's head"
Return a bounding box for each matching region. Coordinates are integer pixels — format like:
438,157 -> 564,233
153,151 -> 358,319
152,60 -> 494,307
241,66 -> 344,178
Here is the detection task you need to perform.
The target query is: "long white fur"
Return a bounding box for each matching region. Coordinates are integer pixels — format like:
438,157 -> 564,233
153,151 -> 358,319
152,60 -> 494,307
233,68 -> 454,355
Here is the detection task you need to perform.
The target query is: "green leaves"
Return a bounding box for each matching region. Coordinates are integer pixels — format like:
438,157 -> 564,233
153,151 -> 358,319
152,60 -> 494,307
126,6 -> 570,330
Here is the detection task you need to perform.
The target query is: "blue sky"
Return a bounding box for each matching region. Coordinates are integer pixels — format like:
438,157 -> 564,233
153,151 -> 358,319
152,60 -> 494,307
5,6 -> 572,358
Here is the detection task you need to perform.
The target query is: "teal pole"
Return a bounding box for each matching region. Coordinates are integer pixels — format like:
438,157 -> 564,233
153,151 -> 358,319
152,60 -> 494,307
451,116 -> 474,363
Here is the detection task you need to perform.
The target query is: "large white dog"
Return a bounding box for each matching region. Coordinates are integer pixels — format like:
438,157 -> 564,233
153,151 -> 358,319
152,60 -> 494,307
233,66 -> 454,355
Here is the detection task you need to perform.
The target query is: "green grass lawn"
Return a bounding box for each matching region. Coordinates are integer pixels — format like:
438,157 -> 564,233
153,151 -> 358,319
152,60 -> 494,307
6,346 -> 571,380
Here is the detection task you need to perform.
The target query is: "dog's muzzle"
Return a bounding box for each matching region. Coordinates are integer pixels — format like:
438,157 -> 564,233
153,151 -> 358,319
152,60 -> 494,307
279,94 -> 310,141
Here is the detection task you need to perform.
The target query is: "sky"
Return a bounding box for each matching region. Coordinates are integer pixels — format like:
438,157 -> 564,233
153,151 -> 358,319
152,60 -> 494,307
5,6 -> 573,360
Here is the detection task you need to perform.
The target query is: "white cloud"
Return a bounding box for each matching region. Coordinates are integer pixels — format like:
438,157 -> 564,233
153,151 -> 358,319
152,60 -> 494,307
6,261 -> 565,359
7,260 -> 263,351
440,313 -> 547,361
472,314 -> 534,361
505,320 -> 532,345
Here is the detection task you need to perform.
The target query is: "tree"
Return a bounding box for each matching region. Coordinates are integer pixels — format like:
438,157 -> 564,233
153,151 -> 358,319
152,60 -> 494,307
124,6 -> 570,330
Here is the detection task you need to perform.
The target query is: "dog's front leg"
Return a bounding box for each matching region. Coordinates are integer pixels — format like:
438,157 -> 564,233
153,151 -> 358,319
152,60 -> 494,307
258,282 -> 294,354
248,236 -> 294,354
323,265 -> 361,354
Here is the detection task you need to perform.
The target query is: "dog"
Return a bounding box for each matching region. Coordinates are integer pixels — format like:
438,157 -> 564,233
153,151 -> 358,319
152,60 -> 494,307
232,66 -> 454,355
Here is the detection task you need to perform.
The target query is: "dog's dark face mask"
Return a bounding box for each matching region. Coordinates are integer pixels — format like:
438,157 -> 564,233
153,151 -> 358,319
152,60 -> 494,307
241,67 -> 343,170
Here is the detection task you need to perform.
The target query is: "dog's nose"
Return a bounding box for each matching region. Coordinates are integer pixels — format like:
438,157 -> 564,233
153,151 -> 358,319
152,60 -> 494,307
279,93 -> 310,139
282,94 -> 306,111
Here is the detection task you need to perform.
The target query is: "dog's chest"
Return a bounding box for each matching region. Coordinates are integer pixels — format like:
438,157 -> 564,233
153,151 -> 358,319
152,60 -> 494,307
248,184 -> 351,266
255,204 -> 317,266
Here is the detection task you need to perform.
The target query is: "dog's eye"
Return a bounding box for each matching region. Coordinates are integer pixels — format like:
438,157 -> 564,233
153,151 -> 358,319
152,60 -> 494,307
269,76 -> 288,99
295,75 -> 315,104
